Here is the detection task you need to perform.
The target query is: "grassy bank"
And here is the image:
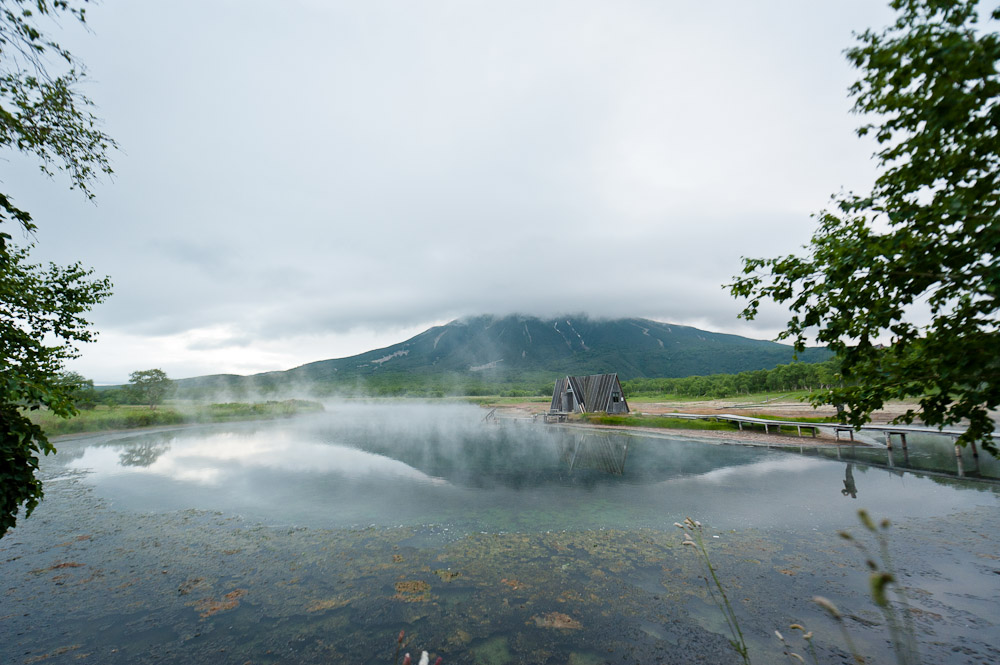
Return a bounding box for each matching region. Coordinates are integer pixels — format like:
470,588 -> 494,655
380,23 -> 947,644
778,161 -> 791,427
28,399 -> 325,436
579,413 -> 739,431
578,412 -> 837,435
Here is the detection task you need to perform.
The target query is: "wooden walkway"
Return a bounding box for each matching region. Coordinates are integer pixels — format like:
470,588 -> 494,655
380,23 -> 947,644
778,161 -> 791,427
659,412 -> 998,475
534,409 -> 997,478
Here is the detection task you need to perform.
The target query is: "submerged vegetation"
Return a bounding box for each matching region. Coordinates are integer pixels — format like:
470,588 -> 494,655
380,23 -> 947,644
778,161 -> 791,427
678,511 -> 920,665
7,402 -> 996,663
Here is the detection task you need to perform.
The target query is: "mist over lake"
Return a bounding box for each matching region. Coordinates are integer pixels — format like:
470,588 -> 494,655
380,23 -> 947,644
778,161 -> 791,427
3,403 -> 999,664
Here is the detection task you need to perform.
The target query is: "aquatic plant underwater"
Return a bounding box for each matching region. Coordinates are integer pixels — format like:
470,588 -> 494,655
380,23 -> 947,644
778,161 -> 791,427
9,413 -> 992,664
677,510 -> 920,664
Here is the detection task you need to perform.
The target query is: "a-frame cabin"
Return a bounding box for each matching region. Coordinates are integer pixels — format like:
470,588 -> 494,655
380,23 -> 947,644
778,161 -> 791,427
550,373 -> 629,415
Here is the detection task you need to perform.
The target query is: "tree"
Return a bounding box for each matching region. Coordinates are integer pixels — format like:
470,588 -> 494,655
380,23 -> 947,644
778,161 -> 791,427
1,245 -> 111,535
1,1 -> 116,536
128,369 -> 172,409
56,370 -> 98,409
731,0 -> 1000,454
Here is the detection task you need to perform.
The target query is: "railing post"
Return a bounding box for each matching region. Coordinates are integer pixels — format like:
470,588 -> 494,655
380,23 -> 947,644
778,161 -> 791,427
954,437 -> 965,477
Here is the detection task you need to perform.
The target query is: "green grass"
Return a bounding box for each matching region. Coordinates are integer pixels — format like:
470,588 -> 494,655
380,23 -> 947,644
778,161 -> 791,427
626,393 -> 714,403
28,399 -> 325,436
194,400 -> 324,420
580,414 -> 739,431
626,391 -> 814,404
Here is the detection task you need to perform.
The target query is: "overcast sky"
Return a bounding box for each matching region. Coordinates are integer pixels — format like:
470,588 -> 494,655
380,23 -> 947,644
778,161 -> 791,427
10,0 -> 900,384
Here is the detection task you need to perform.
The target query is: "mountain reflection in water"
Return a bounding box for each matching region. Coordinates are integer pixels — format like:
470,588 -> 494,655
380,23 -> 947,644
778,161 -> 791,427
55,403 -> 998,533
11,402 -> 998,665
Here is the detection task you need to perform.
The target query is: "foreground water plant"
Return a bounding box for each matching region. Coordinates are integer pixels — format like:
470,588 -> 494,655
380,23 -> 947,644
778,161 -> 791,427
678,510 -> 919,665
837,510 -> 919,665
775,623 -> 821,664
809,596 -> 865,665
674,517 -> 750,664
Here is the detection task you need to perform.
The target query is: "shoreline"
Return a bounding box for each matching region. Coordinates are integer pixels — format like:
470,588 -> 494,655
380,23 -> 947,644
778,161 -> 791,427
551,420 -> 853,448
488,401 -> 870,448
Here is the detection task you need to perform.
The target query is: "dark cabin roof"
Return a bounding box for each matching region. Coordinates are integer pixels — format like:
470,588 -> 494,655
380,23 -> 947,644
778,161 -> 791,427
550,373 -> 626,412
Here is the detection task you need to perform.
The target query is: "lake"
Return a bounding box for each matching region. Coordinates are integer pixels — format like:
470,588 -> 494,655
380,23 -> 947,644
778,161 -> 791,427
2,402 -> 998,664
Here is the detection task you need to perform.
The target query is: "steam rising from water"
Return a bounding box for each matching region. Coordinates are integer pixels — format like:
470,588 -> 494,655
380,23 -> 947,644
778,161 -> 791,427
53,402 -> 999,533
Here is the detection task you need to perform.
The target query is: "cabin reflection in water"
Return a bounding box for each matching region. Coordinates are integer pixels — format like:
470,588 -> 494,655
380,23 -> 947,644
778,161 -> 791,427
559,435 -> 629,475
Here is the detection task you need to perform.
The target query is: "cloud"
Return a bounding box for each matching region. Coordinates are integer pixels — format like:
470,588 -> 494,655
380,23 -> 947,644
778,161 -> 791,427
10,1 -> 895,382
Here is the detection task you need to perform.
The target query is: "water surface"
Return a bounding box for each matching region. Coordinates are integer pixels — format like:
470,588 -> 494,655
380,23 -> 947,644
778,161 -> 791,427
3,403 -> 998,665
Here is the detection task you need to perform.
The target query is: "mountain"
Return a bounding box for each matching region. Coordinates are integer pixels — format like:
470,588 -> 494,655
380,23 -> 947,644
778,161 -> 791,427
173,315 -> 831,395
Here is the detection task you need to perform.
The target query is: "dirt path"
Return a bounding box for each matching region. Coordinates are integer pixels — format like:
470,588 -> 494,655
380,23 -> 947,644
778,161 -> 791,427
482,396 -> 930,446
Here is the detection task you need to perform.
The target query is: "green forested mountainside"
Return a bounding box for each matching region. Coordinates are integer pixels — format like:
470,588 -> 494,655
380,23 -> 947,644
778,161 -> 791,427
165,315 -> 830,397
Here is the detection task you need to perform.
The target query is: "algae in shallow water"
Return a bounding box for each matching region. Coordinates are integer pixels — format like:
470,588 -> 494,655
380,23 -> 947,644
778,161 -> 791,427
191,588 -> 247,617
7,442 -> 1000,665
470,635 -> 513,665
394,579 -> 433,603
532,611 -> 583,630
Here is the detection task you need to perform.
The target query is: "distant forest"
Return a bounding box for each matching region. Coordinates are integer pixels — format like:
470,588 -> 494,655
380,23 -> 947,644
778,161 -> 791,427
96,358 -> 841,404
620,358 -> 841,399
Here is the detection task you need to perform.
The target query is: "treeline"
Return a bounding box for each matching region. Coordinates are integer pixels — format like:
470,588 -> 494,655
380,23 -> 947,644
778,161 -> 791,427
93,360 -> 840,404
621,359 -> 842,399
304,360 -> 841,400
167,370 -> 556,401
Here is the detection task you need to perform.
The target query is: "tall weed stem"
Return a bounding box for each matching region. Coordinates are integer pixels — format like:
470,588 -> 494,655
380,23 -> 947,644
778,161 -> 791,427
676,517 -> 750,664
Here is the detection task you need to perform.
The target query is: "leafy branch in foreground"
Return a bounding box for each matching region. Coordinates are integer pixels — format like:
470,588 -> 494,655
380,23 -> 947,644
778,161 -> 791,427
1,0 -> 117,536
730,0 -> 1000,455
1,243 -> 111,535
0,0 -> 117,231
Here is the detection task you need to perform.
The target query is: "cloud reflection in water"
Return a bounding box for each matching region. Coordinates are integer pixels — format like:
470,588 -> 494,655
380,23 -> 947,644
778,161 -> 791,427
54,404 -> 1000,532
